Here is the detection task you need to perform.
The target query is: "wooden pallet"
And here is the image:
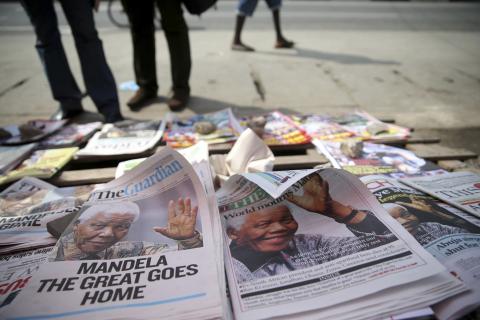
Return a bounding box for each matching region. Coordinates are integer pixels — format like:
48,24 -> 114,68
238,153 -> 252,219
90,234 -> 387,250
50,141 -> 478,187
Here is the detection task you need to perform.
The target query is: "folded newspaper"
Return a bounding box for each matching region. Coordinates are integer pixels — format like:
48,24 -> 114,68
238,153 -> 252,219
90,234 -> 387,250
3,147 -> 225,320
76,120 -> 165,158
400,171 -> 480,218
0,120 -> 67,145
361,175 -> 480,320
216,169 -> 465,320
39,122 -> 102,148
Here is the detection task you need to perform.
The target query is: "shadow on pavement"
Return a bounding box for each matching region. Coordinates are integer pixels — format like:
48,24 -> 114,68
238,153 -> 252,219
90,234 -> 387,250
187,96 -> 300,116
258,47 -> 401,65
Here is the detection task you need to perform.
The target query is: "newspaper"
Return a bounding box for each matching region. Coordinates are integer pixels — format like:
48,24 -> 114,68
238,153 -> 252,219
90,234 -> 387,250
0,120 -> 67,145
333,110 -> 410,141
361,175 -> 480,320
4,147 -> 224,320
0,178 -> 57,217
210,128 -> 275,186
1,178 -> 99,218
39,122 -> 102,148
0,147 -> 78,186
76,120 -> 165,157
0,206 -> 81,252
217,169 -> 464,320
0,247 -> 54,311
315,140 -> 446,178
401,171 -> 480,218
0,144 -> 36,175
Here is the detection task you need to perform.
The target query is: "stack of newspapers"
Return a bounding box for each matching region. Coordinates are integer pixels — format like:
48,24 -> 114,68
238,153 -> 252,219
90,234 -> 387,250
216,169 -> 466,320
1,146 -> 468,320
2,147 -> 228,320
0,178 -> 93,254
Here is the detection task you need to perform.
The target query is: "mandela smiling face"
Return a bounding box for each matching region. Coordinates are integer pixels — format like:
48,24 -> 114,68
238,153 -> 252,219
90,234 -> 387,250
73,212 -> 135,254
231,205 -> 298,253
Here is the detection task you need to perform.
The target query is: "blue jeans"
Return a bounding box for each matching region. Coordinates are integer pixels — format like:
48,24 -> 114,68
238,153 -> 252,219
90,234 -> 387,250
237,0 -> 282,17
22,0 -> 122,122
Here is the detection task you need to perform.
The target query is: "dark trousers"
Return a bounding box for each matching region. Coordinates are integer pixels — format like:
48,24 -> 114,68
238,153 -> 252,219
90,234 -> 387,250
22,0 -> 122,122
121,0 -> 191,94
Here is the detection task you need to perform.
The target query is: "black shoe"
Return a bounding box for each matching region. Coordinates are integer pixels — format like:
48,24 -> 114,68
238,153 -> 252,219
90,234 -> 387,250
167,89 -> 190,112
50,108 -> 84,121
127,88 -> 157,111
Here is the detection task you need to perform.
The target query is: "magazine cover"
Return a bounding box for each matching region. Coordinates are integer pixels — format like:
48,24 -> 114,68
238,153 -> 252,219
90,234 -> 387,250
361,175 -> 480,320
39,122 -> 102,148
0,120 -> 67,145
217,169 -> 463,320
0,147 -> 78,186
293,114 -> 354,141
164,108 -> 243,148
76,120 -> 165,157
315,140 -> 446,178
0,144 -> 36,175
3,148 -> 224,320
258,111 -> 311,146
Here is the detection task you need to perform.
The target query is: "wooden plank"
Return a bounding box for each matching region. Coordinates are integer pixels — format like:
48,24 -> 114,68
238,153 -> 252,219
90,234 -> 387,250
406,144 -> 478,161
49,168 -> 116,186
53,150 -> 329,186
273,149 -> 328,170
373,134 -> 440,146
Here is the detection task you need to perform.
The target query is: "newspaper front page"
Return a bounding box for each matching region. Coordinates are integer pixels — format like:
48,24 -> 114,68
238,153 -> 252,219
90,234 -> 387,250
76,120 -> 165,157
400,171 -> 480,218
217,169 -> 458,320
3,147 -> 224,320
361,175 -> 480,320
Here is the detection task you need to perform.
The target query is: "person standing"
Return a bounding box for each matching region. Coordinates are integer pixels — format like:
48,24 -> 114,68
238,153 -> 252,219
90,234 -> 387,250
121,0 -> 191,112
232,0 -> 294,52
21,0 -> 124,123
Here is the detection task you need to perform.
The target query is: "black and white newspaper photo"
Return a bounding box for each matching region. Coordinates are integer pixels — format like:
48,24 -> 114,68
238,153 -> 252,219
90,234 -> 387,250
362,175 -> 480,320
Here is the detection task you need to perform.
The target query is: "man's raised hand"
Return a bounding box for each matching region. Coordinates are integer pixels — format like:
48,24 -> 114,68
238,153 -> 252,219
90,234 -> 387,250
153,197 -> 198,240
287,174 -> 332,214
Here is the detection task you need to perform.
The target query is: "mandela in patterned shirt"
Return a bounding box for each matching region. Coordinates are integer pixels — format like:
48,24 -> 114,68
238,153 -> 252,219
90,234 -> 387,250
55,198 -> 202,261
226,175 -> 396,283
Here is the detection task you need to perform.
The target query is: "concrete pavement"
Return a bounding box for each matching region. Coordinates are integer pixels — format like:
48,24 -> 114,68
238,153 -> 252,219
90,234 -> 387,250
0,2 -> 479,154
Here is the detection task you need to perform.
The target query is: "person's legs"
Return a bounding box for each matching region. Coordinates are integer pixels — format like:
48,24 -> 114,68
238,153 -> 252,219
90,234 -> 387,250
60,0 -> 123,122
156,0 -> 191,111
121,0 -> 158,94
267,0 -> 294,48
232,0 -> 257,51
21,0 -> 83,117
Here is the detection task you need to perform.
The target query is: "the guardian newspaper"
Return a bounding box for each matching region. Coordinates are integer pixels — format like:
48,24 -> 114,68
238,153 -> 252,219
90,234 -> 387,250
3,148 -> 223,320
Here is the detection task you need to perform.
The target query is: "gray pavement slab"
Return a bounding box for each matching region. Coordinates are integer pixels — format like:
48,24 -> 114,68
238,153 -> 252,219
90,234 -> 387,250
0,1 -> 479,154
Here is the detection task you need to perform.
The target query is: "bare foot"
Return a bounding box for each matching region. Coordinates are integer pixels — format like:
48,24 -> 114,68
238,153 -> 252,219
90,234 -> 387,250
231,42 -> 255,52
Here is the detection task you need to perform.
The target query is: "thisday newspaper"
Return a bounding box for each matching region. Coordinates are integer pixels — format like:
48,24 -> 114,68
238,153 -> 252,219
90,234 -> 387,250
217,169 -> 464,320
3,147 -> 224,320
